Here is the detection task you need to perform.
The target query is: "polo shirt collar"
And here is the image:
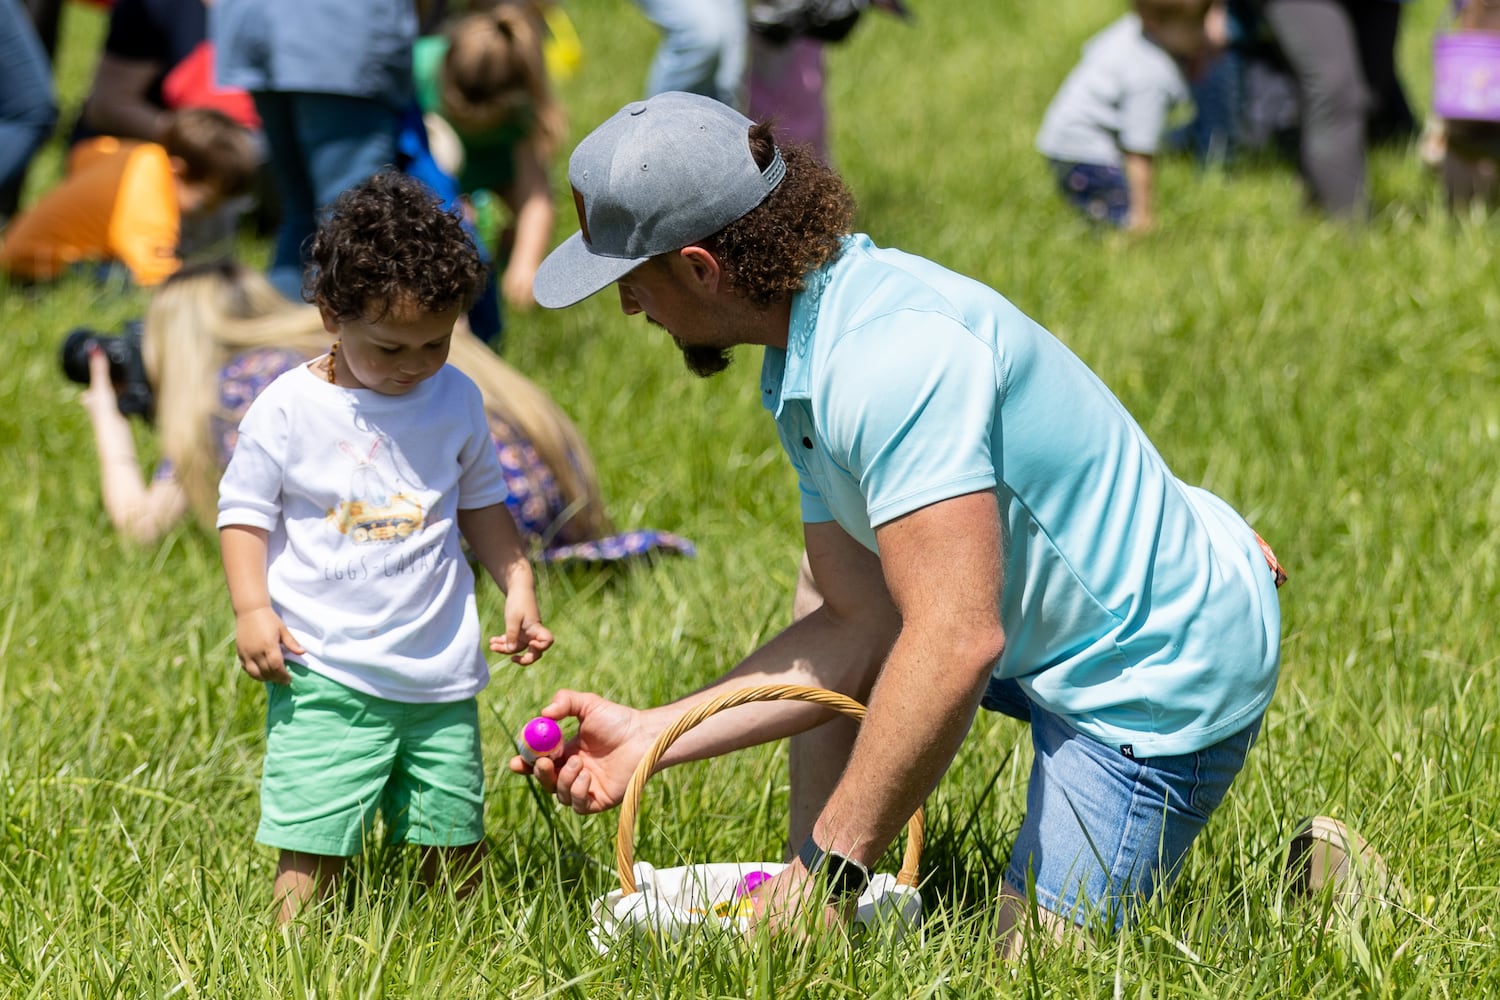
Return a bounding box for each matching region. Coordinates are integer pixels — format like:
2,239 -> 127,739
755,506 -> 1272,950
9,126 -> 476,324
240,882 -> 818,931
760,264 -> 831,418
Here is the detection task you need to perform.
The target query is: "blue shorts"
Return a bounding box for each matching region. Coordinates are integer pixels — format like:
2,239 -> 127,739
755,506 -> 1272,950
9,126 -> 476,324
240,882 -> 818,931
981,677 -> 1261,930
1047,159 -> 1131,227
257,664 -> 485,857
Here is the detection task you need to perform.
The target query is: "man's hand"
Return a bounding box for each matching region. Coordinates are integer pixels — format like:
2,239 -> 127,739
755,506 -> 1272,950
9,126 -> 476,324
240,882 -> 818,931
508,690 -> 652,813
745,859 -> 850,938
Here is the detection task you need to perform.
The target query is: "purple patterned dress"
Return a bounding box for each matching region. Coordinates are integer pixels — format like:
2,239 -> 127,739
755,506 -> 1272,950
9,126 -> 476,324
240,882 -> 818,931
165,348 -> 695,562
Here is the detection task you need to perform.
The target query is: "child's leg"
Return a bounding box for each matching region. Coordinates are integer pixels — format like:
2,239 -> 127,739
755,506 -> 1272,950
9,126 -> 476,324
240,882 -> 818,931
259,667 -> 399,921
419,841 -> 489,899
386,695 -> 488,897
274,850 -> 346,924
1443,121 -> 1500,211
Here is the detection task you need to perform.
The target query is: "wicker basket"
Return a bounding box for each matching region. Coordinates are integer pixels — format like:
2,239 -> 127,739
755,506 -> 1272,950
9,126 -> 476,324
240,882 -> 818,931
589,684 -> 924,952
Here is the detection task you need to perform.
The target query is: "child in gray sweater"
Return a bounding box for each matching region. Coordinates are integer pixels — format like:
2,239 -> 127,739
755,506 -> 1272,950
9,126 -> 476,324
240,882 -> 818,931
1036,0 -> 1215,231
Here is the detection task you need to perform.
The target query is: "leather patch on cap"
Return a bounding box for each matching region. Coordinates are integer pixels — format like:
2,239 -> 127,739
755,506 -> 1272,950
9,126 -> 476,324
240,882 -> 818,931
572,187 -> 591,245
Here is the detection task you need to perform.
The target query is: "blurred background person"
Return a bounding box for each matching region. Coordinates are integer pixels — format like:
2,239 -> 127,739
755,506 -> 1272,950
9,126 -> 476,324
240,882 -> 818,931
1428,0 -> 1500,210
0,0 -> 58,226
1247,0 -> 1416,217
211,0 -> 417,300
414,2 -> 567,312
632,0 -> 747,108
1036,0 -> 1213,232
73,0 -> 265,255
1,108 -> 258,287
75,0 -> 259,145
746,0 -> 908,165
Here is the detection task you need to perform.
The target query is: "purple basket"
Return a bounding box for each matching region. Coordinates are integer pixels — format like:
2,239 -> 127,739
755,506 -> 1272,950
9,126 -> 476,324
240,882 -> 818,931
1434,32 -> 1500,122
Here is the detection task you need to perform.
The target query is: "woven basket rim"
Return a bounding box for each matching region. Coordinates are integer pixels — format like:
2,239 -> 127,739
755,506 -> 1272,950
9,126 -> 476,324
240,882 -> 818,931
614,683 -> 925,895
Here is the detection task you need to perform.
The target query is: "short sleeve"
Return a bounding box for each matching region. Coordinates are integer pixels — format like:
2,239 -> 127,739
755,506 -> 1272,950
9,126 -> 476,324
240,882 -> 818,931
455,377 -> 511,510
1116,83 -> 1175,155
103,0 -> 166,61
104,0 -> 206,65
820,314 -> 1000,528
110,146 -> 181,286
216,387 -> 288,531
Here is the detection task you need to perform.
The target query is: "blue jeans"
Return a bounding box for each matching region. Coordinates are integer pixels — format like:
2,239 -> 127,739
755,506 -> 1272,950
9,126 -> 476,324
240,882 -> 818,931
633,0 -> 747,109
981,677 -> 1262,931
1047,159 -> 1130,227
0,0 -> 57,214
251,91 -> 400,301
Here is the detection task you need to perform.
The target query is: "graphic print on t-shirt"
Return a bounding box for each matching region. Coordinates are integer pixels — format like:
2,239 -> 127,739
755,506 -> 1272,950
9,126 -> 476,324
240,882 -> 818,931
325,436 -> 428,544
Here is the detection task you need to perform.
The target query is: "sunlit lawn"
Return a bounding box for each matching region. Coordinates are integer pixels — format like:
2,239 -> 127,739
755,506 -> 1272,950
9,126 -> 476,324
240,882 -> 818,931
2,0 -> 1496,995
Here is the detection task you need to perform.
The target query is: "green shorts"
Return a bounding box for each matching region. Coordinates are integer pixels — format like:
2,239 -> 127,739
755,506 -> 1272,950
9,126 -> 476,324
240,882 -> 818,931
257,664 -> 485,856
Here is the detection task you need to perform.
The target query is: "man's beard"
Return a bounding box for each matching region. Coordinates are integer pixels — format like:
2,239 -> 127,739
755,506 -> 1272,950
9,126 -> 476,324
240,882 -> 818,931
673,338 -> 733,378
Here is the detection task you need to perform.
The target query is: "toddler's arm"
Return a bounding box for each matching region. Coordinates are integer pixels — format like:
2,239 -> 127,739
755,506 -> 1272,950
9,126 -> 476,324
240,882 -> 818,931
459,502 -> 554,665
220,524 -> 304,684
1123,152 -> 1155,233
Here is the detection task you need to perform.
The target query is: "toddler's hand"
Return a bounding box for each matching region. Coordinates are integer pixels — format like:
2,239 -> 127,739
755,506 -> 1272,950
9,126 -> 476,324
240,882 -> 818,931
234,607 -> 303,684
490,618 -> 553,666
501,264 -> 538,311
492,587 -> 553,665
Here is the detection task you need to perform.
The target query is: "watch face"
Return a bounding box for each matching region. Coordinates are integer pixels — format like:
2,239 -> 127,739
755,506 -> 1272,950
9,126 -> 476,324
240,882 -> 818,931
825,854 -> 870,898
799,835 -> 870,899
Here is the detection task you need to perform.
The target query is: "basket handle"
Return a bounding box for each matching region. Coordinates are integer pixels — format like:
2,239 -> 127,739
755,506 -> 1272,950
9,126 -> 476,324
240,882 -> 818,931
615,683 -> 925,895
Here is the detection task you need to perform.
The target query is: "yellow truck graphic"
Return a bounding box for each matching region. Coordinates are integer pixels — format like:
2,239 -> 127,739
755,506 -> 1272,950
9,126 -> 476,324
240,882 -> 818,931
326,493 -> 425,544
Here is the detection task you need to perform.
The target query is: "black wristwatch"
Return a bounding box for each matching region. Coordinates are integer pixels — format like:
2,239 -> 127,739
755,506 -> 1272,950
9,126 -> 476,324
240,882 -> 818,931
797,834 -> 871,901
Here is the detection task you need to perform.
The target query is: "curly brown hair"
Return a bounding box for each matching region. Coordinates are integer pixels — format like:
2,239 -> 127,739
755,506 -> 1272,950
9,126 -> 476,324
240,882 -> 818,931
699,121 -> 856,308
306,170 -> 488,321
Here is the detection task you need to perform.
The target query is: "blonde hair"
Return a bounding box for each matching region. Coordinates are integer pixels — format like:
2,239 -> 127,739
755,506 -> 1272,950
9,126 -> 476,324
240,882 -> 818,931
441,3 -> 566,161
144,262 -> 611,541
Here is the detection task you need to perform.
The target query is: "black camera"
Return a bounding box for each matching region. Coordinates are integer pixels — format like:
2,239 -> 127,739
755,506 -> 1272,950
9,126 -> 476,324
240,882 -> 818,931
59,321 -> 155,420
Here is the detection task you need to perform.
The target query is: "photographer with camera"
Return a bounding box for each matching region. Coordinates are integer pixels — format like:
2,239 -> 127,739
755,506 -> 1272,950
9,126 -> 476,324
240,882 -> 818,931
70,259 -> 694,562
75,320 -> 185,542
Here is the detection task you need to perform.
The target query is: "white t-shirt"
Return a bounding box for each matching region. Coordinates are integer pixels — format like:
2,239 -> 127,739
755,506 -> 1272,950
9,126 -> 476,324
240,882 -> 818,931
1035,14 -> 1192,167
217,363 -> 511,702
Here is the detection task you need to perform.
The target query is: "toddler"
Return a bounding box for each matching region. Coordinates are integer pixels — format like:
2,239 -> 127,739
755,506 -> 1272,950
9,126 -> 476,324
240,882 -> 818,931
217,170 -> 553,923
1035,0 -> 1214,231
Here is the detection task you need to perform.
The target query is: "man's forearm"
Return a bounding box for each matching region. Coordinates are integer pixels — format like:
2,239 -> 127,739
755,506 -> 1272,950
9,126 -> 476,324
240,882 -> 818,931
649,599 -> 899,769
809,627 -> 998,867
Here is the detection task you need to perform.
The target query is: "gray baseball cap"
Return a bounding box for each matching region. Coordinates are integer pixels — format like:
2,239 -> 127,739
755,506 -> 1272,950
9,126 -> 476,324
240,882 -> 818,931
533,91 -> 786,309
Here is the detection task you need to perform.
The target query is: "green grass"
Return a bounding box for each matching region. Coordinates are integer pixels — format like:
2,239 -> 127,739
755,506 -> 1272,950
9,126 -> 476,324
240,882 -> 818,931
3,0 -> 1498,995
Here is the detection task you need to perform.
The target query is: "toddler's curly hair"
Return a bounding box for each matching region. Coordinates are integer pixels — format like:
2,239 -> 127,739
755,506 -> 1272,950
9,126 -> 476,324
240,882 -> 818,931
306,170 -> 488,321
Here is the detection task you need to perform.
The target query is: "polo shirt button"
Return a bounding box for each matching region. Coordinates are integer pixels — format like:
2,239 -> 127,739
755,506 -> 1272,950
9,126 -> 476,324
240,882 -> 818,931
801,437 -> 813,449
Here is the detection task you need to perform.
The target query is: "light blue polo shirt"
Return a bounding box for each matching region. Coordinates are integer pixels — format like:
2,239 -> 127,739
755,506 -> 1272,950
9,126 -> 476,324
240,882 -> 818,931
760,235 -> 1280,756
